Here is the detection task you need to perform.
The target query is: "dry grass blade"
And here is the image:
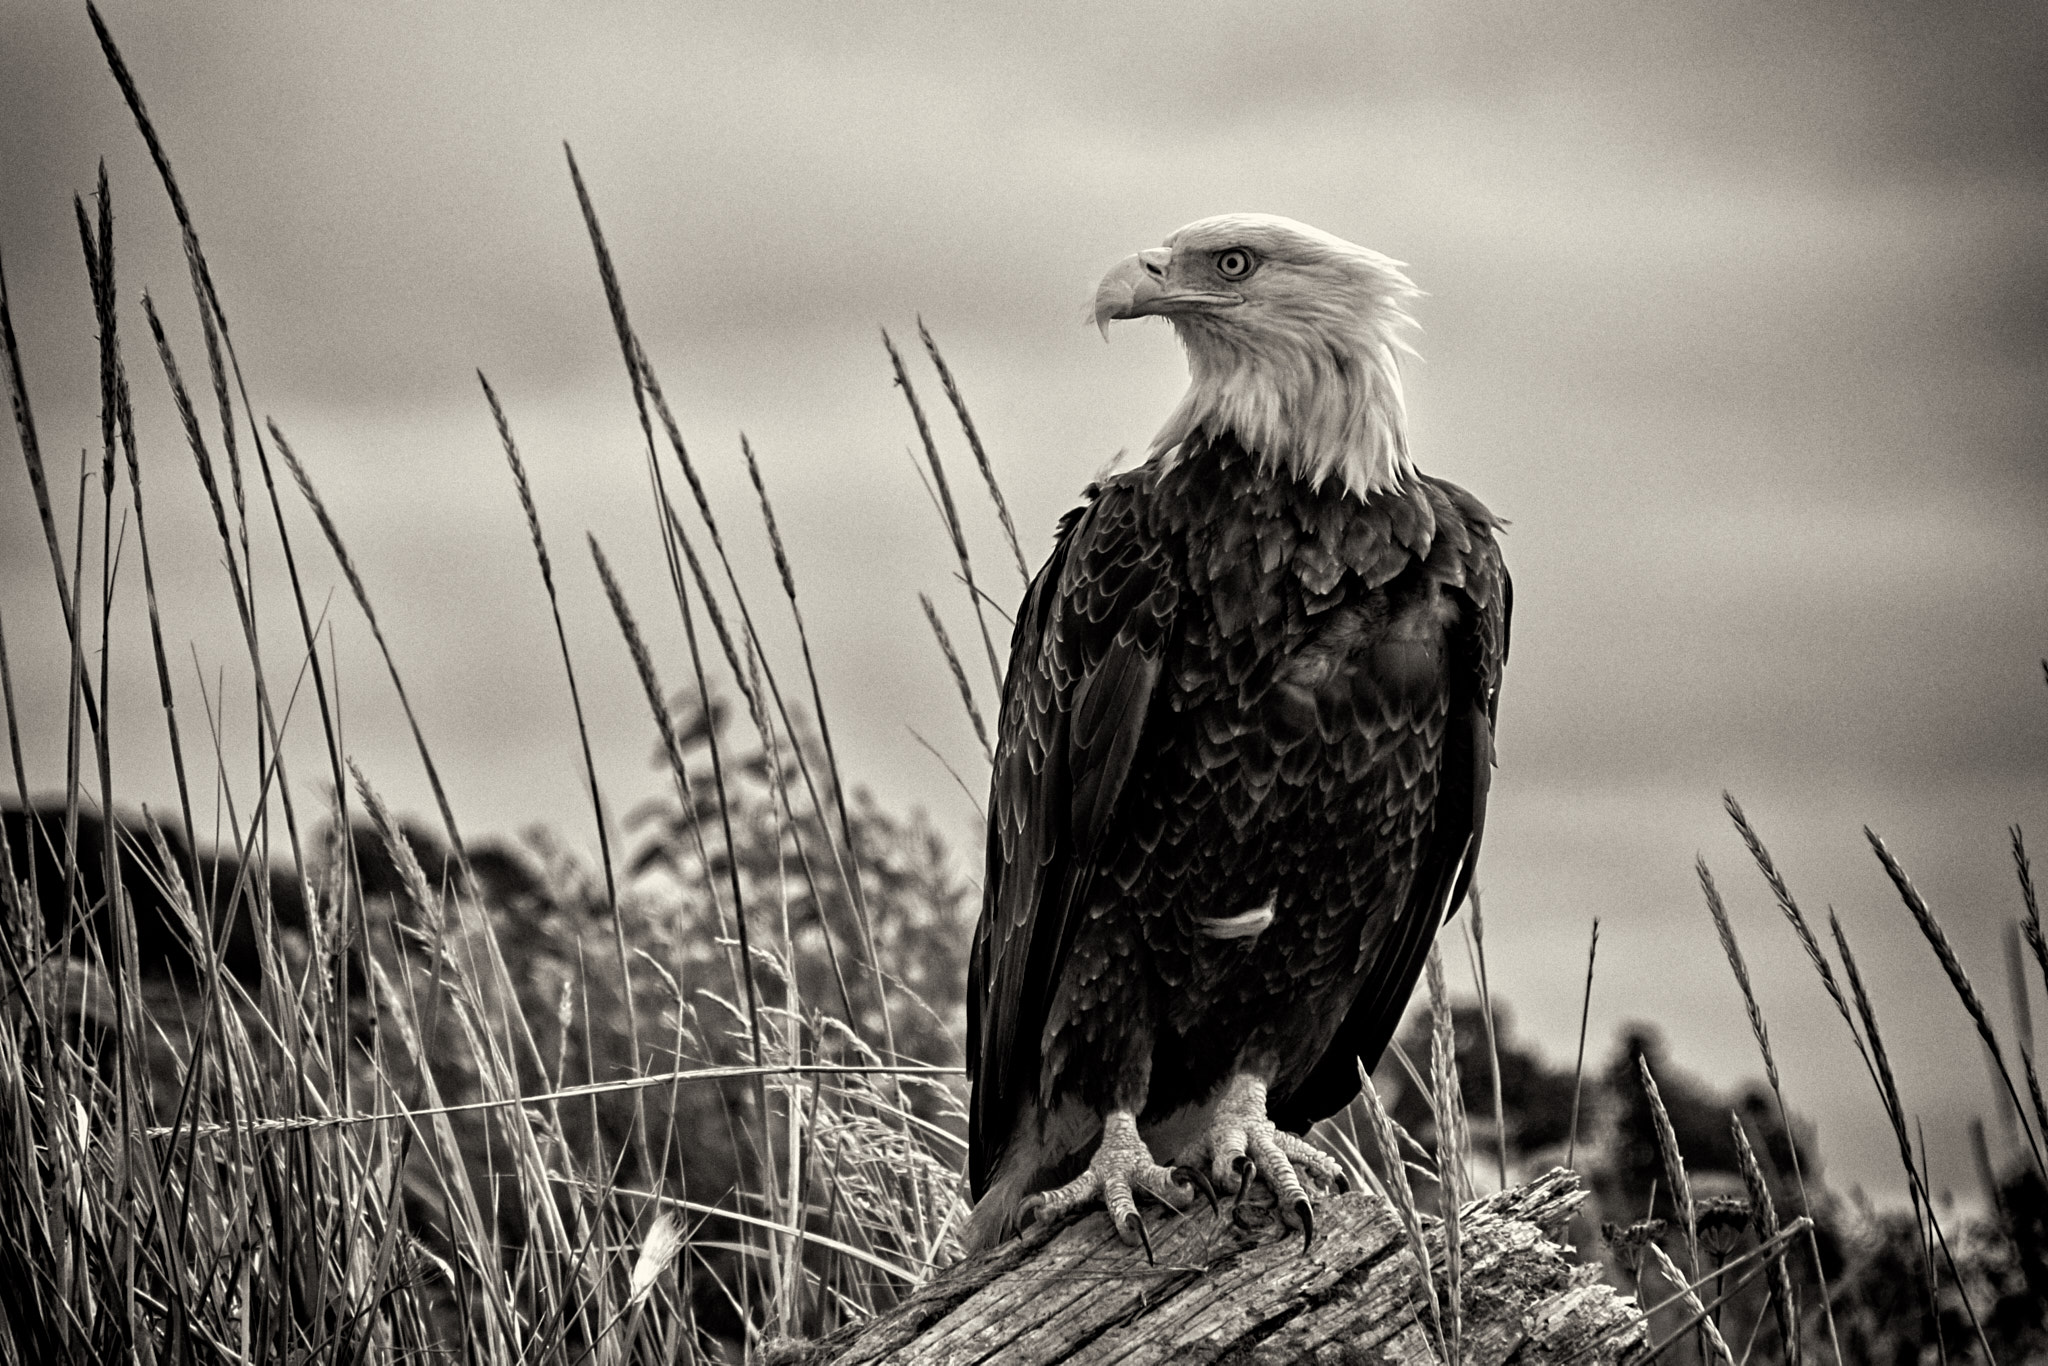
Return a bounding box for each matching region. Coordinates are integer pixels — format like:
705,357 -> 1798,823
2,246 -> 101,737
481,371 -> 619,916
0,610 -> 31,810
1733,1116 -> 1800,1366
906,726 -> 986,821
566,150 -> 891,1069
587,535 -> 764,1069
1425,945 -> 1466,1364
2025,1047 -> 2048,1191
1697,859 -> 1778,1094
741,434 -> 800,607
271,421 -> 469,874
95,0 -> 345,814
1359,1065 -> 1447,1363
87,2 -> 221,319
1829,915 -> 1922,1206
144,295 -> 314,888
916,317 -> 1028,587
1722,797 -> 1855,1366
1586,1215 -> 1812,1357
1567,916 -> 1598,1174
1425,946 -> 1472,1209
735,432 -> 896,1050
2017,825 -> 2045,1010
480,369 -> 647,1176
76,172 -> 203,909
918,593 -> 993,764
1645,1241 -> 1735,1365
882,327 -> 1002,691
661,498 -> 760,725
1465,891 -> 1507,1191
1726,795 -> 1873,1083
1831,912 -> 1999,1365
1638,1055 -> 1698,1277
141,1058 -> 958,1138
1869,826 -> 2046,1180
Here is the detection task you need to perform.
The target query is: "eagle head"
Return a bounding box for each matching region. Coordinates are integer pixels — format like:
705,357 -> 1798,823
1093,214 -> 1420,501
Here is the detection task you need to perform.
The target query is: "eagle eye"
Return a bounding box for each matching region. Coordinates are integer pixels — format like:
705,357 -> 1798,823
1214,247 -> 1256,281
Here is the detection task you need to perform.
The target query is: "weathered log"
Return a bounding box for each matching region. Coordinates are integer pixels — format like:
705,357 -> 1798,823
769,1167 -> 1644,1364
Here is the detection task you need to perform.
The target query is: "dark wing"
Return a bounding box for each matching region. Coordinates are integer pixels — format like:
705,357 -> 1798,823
967,480 -> 1176,1197
1272,485 -> 1511,1131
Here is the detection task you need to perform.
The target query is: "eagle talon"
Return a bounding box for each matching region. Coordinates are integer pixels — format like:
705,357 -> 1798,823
1175,1164 -> 1220,1214
1019,1110 -> 1192,1252
1017,1189 -> 1067,1233
1126,1212 -> 1156,1263
1296,1200 -> 1315,1252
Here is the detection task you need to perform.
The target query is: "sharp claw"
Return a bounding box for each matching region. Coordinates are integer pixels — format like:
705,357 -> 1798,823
1232,1159 -> 1255,1208
1296,1200 -> 1315,1252
1333,1168 -> 1352,1196
1131,1213 -> 1156,1264
1176,1164 -> 1219,1214
1018,1196 -> 1043,1231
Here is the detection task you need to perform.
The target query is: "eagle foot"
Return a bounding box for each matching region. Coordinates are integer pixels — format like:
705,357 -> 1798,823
1017,1109 -> 1193,1252
1202,1073 -> 1345,1250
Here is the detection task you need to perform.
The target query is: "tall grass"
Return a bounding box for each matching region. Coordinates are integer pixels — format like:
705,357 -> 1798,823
0,11 -> 983,1362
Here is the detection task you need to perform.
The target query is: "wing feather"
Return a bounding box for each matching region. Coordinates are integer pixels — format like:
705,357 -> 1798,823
1272,487 -> 1511,1131
968,483 -> 1173,1196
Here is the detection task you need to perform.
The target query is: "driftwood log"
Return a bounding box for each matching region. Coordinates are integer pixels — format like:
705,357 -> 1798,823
770,1168 -> 1645,1364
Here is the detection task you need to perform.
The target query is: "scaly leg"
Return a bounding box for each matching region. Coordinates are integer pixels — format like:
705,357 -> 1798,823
1019,1110 -> 1196,1253
1203,1072 -> 1347,1251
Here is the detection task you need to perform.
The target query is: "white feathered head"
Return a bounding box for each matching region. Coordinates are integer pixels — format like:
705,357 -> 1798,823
1094,214 -> 1421,501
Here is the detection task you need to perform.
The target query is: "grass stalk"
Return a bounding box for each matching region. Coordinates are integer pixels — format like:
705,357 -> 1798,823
1869,826 -> 2046,1181
479,370 -> 648,1180
268,422 -> 465,872
1637,1055 -> 1698,1282
0,246 -> 102,739
881,329 -> 1002,692
2014,827 -> 2045,1033
1722,794 -> 1851,1366
1732,1115 -> 1801,1366
917,593 -> 993,765
1358,1064 -> 1447,1363
587,538 -> 767,1120
1465,890 -> 1507,1190
915,319 -> 1028,587
564,147 -> 896,1078
93,0 -> 345,916
1566,916 -> 1598,1175
1425,945 -> 1465,1364
1830,913 -> 1997,1365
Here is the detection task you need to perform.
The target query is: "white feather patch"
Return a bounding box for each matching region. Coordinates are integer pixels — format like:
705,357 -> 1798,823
1196,896 -> 1276,940
1143,215 -> 1422,502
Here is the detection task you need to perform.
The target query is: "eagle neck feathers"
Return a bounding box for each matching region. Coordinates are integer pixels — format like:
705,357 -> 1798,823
1149,286 -> 1418,504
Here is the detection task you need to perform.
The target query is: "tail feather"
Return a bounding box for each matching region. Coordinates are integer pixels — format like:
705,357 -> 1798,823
960,1098 -> 1101,1254
962,1168 -> 1033,1254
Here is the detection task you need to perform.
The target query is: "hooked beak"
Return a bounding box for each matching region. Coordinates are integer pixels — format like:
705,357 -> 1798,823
1093,247 -> 1242,339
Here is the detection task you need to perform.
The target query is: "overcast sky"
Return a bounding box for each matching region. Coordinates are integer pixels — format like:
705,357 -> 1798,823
4,0 -> 2045,1202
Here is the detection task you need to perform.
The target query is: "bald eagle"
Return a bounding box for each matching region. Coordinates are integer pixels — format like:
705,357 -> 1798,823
963,215 -> 1510,1253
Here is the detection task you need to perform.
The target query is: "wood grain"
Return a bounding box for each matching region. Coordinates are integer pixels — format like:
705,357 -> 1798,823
767,1168 -> 1644,1365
